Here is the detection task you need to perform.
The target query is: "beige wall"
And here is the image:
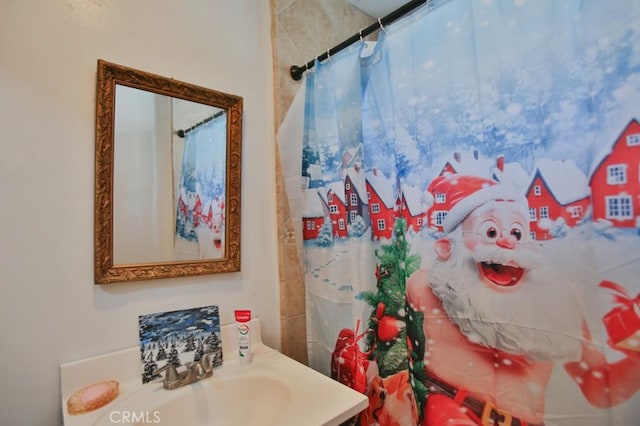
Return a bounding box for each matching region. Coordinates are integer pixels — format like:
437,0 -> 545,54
272,0 -> 374,362
0,1 -> 276,424
275,0 -> 375,121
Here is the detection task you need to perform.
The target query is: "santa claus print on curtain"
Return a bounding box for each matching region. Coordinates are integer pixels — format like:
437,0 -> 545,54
300,0 -> 640,425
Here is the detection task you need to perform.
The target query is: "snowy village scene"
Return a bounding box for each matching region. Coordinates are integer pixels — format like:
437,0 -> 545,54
138,305 -> 222,384
299,1 -> 640,425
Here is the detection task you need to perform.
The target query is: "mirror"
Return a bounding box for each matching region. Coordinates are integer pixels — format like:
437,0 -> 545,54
95,59 -> 242,283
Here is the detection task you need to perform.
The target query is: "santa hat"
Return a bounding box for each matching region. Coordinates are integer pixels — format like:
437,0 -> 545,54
426,174 -> 527,233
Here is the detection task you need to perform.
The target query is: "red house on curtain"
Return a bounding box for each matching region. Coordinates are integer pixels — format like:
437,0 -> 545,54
326,181 -> 348,238
302,189 -> 326,240
526,159 -> 590,240
365,168 -> 396,240
343,166 -> 369,230
426,150 -> 501,231
589,118 -> 640,229
399,185 -> 426,233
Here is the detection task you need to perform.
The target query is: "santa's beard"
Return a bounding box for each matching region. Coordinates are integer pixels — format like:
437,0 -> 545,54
429,230 -> 584,362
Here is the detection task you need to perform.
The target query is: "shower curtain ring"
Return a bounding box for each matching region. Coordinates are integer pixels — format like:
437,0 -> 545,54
378,18 -> 386,33
326,49 -> 331,60
359,28 -> 364,43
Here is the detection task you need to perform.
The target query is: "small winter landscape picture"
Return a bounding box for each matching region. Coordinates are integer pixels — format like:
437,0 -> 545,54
138,305 -> 223,384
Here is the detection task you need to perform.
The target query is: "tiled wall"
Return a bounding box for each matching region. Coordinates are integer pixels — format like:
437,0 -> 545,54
272,0 -> 374,364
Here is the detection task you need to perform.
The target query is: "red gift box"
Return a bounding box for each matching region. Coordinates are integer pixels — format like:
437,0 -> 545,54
600,281 -> 640,352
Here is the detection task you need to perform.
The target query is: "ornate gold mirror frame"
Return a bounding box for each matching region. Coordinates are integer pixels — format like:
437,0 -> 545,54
95,59 -> 242,283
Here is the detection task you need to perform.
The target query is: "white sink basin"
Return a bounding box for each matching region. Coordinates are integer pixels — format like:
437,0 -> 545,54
146,376 -> 290,426
61,319 -> 368,426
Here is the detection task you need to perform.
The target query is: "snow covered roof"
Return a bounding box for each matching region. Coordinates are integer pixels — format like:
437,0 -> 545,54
531,158 -> 590,205
302,189 -> 325,218
327,181 -> 346,204
589,118 -> 640,178
346,146 -> 360,157
365,169 -> 396,208
307,163 -> 323,181
493,162 -> 530,190
402,185 -> 425,216
342,146 -> 362,166
344,166 -> 369,205
438,150 -> 496,178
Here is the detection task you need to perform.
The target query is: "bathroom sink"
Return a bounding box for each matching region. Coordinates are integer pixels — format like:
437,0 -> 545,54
145,376 -> 290,426
61,319 -> 368,426
93,355 -> 306,426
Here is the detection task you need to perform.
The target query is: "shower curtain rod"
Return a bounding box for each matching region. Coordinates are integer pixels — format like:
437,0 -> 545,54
289,0 -> 429,81
176,110 -> 225,138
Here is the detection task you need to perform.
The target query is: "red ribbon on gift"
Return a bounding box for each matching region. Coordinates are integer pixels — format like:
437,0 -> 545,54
599,280 -> 640,306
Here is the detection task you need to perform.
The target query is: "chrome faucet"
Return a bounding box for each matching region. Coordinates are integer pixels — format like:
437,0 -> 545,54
153,352 -> 216,390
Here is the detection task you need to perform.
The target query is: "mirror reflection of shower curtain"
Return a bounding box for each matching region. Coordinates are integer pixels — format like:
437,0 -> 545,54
175,113 -> 227,259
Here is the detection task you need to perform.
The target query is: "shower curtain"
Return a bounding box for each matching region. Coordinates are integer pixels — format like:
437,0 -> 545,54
175,113 -> 227,259
297,0 -> 640,425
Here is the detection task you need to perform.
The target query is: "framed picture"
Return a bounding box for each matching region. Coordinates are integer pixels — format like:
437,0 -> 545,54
138,305 -> 223,384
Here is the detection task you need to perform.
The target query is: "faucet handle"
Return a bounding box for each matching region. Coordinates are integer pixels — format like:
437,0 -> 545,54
154,363 -> 179,384
200,351 -> 217,374
180,361 -> 207,385
189,361 -> 206,379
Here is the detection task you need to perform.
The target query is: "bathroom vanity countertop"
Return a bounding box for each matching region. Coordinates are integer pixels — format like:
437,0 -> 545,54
60,319 -> 368,425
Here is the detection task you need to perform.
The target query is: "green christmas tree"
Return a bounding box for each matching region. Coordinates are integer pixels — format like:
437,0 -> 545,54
142,352 -> 160,384
193,342 -> 204,362
184,333 -> 197,352
156,343 -> 167,361
359,218 -> 428,418
168,343 -> 181,367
